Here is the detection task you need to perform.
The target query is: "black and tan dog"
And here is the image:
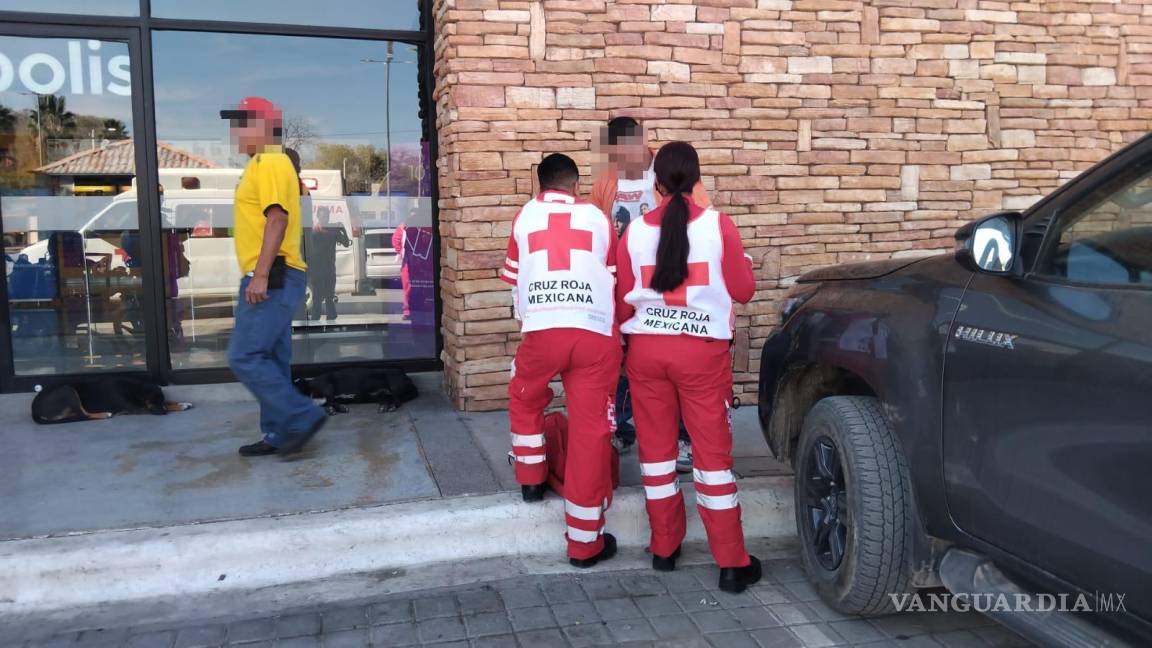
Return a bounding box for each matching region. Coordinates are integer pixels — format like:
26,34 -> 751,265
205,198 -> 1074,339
31,377 -> 192,425
294,367 -> 419,415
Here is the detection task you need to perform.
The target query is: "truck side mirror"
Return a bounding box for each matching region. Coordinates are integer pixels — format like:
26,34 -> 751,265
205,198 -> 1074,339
955,211 -> 1022,274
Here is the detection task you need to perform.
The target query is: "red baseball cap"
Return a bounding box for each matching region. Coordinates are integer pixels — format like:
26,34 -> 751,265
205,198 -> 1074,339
220,96 -> 282,122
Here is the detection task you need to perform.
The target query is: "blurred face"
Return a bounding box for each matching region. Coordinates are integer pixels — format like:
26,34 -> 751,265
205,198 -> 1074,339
609,133 -> 648,171
229,114 -> 277,155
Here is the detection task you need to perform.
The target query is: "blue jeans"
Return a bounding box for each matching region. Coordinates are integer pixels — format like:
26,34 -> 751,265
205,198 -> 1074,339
615,374 -> 689,445
228,268 -> 323,447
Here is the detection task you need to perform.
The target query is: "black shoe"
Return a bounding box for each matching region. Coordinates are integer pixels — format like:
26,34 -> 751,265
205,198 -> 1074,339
652,546 -> 681,572
238,440 -> 278,457
521,483 -> 548,502
570,533 -> 617,569
277,413 -> 327,457
718,555 -> 762,593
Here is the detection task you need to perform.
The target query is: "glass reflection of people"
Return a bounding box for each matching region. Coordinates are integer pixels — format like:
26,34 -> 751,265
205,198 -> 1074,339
306,205 -> 350,321
392,216 -> 411,321
395,211 -> 434,326
115,228 -> 146,337
162,207 -> 191,348
48,230 -> 86,348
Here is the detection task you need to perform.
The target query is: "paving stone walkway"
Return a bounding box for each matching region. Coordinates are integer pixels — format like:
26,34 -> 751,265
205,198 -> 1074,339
19,558 -> 1032,648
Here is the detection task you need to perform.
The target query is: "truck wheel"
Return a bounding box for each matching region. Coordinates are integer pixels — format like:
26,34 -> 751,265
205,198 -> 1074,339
794,396 -> 912,615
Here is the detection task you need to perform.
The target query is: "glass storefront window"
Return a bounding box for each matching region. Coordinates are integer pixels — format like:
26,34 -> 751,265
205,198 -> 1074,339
0,2 -> 138,17
0,35 -> 146,375
152,31 -> 434,370
150,1 -> 421,32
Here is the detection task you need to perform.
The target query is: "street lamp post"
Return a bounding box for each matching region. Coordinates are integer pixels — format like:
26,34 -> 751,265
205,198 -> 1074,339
385,41 -> 393,213
359,48 -> 414,297
360,44 -> 414,212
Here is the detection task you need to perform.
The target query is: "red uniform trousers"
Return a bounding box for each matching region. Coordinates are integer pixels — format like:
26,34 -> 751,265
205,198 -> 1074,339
508,327 -> 622,560
625,334 -> 751,568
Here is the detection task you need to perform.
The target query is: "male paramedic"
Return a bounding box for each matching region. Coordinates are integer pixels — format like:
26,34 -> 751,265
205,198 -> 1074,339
502,153 -> 621,568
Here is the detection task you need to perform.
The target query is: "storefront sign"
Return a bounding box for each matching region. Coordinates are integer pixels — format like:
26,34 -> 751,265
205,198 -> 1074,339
0,40 -> 130,96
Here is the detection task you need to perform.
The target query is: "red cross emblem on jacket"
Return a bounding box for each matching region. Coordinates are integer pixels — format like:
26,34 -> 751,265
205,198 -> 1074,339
640,262 -> 709,307
528,212 -> 594,271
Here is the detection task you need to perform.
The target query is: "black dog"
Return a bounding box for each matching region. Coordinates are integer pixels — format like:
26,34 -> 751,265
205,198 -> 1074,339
294,368 -> 419,415
31,377 -> 193,425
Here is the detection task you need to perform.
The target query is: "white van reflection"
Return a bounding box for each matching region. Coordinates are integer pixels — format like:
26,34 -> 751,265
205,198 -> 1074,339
17,168 -> 385,299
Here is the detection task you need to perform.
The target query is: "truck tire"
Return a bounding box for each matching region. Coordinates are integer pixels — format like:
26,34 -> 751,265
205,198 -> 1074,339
794,396 -> 912,615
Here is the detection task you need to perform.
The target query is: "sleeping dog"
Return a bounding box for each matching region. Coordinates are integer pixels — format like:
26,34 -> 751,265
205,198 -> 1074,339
32,377 -> 192,425
294,367 -> 419,415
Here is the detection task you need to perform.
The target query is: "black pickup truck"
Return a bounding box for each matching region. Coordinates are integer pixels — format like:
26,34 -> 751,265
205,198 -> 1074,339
758,134 -> 1152,646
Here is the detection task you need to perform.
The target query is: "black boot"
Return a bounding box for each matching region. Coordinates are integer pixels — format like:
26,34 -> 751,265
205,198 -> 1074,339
570,533 -> 617,569
718,555 -> 762,593
652,545 -> 681,572
521,483 -> 548,502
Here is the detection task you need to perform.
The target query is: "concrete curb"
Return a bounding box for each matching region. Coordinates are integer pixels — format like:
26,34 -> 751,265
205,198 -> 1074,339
0,476 -> 794,619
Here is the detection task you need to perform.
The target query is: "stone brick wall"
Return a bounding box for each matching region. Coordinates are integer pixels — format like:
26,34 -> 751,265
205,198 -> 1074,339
433,0 -> 1152,411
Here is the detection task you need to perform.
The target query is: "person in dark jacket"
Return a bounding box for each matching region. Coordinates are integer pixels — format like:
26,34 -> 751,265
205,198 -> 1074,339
305,205 -> 350,321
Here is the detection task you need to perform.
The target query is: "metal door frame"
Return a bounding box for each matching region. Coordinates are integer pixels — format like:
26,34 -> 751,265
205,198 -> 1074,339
0,22 -> 158,392
0,0 -> 443,391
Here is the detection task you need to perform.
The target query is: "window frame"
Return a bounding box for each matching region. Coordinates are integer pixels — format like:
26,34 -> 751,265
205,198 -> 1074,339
1027,155 -> 1152,293
0,25 -> 154,389
1017,134 -> 1152,294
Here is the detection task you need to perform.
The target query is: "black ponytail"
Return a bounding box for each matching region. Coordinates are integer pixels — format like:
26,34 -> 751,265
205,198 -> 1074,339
650,141 -> 701,293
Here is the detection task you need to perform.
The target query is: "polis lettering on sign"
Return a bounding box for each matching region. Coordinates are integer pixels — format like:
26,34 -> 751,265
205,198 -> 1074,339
0,40 -> 130,96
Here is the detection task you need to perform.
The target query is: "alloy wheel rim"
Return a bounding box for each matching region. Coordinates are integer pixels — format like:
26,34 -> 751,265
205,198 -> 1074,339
803,436 -> 849,571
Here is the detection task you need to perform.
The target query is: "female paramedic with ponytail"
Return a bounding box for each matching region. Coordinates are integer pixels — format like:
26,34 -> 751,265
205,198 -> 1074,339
615,141 -> 761,593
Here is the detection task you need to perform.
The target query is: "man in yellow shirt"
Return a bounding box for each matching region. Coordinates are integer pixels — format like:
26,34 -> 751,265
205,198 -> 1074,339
221,96 -> 325,457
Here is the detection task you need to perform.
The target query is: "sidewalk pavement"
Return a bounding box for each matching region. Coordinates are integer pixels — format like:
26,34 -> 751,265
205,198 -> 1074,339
14,557 -> 1032,648
0,373 -> 798,640
0,376 -> 1032,648
0,373 -> 788,540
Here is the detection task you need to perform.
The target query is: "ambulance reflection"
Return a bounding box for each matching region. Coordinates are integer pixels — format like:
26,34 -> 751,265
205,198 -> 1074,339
162,168 -> 363,301
11,168 -> 368,343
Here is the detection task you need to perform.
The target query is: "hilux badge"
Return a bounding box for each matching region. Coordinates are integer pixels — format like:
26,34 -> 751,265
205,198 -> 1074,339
954,326 -> 1018,350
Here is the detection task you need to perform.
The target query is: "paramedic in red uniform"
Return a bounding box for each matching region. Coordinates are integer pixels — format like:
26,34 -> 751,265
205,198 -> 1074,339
616,141 -> 762,592
502,153 -> 621,568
